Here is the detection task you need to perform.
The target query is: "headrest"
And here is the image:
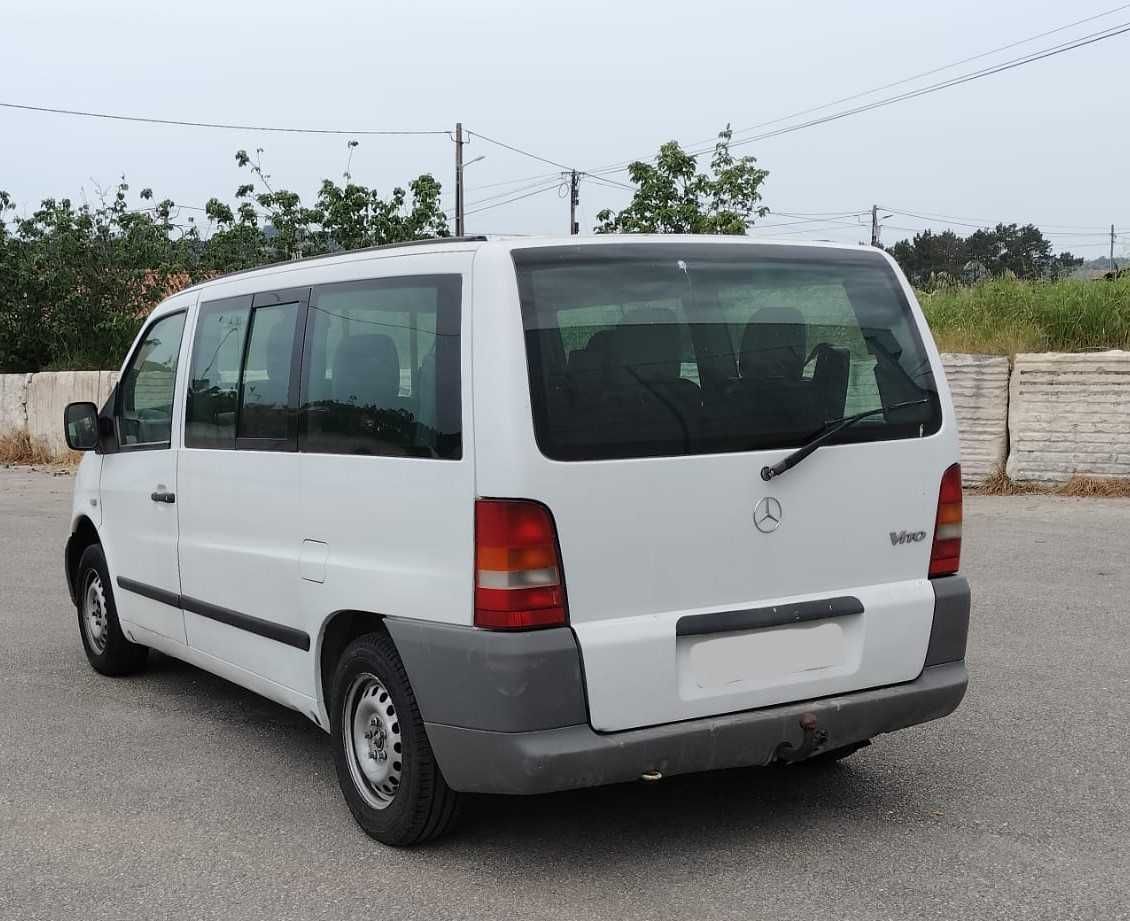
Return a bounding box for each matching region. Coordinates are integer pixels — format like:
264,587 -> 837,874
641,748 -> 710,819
740,307 -> 807,380
613,308 -> 682,382
585,329 -> 616,358
333,334 -> 400,407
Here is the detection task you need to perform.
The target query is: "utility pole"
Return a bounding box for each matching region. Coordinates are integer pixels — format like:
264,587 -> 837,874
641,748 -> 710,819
871,204 -> 880,247
454,122 -> 465,237
569,170 -> 580,235
1112,224 -> 1118,273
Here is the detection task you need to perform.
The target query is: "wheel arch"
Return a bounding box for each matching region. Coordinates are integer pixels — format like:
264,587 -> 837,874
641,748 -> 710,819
315,610 -> 390,730
65,515 -> 102,606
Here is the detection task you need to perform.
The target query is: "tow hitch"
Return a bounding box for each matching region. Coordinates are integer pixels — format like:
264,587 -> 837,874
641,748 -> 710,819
773,713 -> 828,764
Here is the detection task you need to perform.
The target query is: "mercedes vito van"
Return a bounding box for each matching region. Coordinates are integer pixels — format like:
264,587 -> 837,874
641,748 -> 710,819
62,235 -> 969,846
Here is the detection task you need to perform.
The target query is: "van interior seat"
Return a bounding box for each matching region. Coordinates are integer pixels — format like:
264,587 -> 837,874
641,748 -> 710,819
333,334 -> 403,411
607,308 -> 703,444
565,329 -> 615,406
809,342 -> 851,423
735,306 -> 820,435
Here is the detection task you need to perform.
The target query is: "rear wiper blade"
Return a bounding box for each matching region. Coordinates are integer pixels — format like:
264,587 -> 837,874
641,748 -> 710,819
760,398 -> 931,482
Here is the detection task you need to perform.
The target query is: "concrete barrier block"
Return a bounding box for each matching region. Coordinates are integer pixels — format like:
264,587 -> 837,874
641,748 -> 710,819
26,371 -> 110,455
0,374 -> 31,434
1006,350 -> 1130,483
99,370 -> 120,413
941,353 -> 1010,485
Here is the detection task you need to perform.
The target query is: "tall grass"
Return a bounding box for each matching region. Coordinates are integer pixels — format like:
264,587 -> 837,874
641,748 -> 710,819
919,276 -> 1130,355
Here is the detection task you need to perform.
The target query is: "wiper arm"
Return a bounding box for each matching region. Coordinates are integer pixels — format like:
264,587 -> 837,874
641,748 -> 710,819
760,398 -> 931,482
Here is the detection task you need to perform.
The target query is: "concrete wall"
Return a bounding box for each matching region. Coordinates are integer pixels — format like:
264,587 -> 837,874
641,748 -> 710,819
941,353 -> 1011,485
1006,350 -> 1130,483
26,371 -> 118,455
0,371 -> 118,456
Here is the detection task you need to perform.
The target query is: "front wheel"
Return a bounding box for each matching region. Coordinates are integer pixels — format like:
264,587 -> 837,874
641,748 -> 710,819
75,544 -> 148,676
330,631 -> 461,846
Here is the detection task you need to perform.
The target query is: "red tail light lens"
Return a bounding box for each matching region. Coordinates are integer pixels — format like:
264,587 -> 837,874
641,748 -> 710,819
929,463 -> 963,577
475,499 -> 567,629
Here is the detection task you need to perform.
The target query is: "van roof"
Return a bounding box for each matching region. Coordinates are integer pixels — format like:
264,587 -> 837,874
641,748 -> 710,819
168,233 -> 880,304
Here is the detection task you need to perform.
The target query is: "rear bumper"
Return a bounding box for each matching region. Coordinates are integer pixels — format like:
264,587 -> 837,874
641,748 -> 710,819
426,661 -> 967,794
386,575 -> 972,795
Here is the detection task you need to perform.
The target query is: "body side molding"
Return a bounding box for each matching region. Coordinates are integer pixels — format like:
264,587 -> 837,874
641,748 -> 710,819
115,577 -> 311,651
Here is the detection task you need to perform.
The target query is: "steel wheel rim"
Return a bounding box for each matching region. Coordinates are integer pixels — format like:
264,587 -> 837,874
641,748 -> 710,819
82,571 -> 110,655
343,672 -> 403,809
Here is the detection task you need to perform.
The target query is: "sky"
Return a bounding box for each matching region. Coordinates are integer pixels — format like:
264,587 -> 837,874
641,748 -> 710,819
3,0 -> 1129,257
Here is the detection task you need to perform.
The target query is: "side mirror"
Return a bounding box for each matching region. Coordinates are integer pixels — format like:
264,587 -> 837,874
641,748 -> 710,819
64,402 -> 100,451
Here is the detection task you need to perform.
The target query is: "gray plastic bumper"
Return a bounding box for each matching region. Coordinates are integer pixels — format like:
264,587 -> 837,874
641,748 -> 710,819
387,575 -> 971,796
425,661 -> 967,795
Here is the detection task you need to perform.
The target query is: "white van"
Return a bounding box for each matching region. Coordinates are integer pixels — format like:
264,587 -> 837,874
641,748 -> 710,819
63,235 -> 969,845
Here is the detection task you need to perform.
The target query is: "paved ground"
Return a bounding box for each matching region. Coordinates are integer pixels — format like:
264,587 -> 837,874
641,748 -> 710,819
1,466 -> 1127,921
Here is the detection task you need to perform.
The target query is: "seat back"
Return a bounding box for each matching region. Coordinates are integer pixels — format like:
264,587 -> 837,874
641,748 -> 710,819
333,334 -> 400,409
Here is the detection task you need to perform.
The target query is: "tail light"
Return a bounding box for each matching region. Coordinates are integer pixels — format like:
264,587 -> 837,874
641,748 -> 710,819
475,499 -> 567,629
929,463 -> 962,577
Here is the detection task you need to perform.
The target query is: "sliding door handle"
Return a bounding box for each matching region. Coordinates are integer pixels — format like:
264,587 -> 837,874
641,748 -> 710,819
150,490 -> 176,504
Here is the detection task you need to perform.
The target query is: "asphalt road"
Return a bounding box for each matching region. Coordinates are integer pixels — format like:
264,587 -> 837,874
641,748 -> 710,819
1,466 -> 1128,921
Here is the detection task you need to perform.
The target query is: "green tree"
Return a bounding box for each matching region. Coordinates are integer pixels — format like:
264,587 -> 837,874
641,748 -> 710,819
0,146 -> 452,372
0,180 -> 198,370
595,126 -> 769,234
889,223 -> 1084,288
888,230 -> 966,288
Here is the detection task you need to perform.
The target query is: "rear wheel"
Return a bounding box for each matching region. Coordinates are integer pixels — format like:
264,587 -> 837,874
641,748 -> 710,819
75,544 -> 148,676
330,631 -> 461,846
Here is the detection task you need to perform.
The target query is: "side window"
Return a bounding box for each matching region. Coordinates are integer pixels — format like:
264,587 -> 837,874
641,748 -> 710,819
185,297 -> 250,449
300,275 -> 462,459
116,311 -> 187,447
237,301 -> 301,443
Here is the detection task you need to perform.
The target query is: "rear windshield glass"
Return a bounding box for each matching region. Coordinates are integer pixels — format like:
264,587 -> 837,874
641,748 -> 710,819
513,243 -> 940,461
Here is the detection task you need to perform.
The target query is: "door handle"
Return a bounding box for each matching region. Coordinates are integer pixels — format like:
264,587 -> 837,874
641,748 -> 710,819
150,490 -> 176,504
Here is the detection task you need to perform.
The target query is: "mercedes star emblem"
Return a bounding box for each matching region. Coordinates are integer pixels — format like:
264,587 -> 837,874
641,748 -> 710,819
754,497 -> 783,533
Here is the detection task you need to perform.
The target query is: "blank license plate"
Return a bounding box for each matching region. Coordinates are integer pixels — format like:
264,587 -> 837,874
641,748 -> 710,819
687,621 -> 845,689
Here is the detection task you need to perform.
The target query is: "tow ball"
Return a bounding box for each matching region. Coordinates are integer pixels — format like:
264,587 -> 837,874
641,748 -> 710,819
774,713 -> 829,764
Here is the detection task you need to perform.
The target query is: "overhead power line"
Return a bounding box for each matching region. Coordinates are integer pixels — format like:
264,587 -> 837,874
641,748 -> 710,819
667,20 -> 1130,161
726,2 -> 1130,142
461,181 -> 565,218
887,211 -> 1121,237
0,101 -> 449,136
883,206 -> 1126,234
466,131 -> 577,172
448,177 -> 566,217
588,14 -> 1130,176
467,8 -> 1130,211
593,2 -> 1130,174
457,168 -> 563,194
766,210 -> 870,224
582,173 -> 635,193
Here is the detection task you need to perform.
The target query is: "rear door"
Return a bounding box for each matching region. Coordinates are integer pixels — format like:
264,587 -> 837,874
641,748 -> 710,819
480,241 -> 957,732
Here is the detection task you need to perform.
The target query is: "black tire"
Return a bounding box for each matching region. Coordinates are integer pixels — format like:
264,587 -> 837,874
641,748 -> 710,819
75,544 -> 148,676
330,631 -> 461,846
